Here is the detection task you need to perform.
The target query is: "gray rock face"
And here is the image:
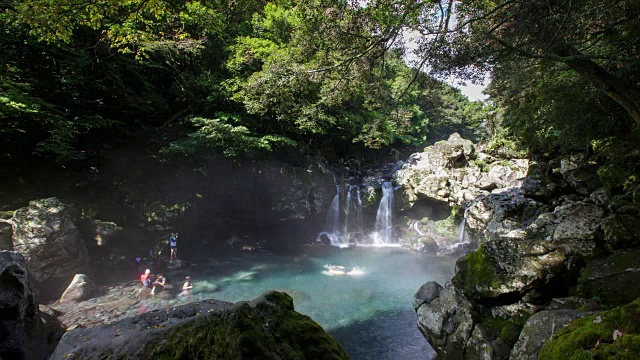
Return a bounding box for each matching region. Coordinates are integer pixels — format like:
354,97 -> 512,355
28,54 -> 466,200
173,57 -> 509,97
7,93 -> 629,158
550,201 -> 604,257
510,309 -> 585,360
0,219 -> 12,250
453,240 -> 566,302
414,282 -> 478,360
0,251 -> 47,360
521,162 -> 563,201
11,198 -> 89,299
578,248 -> 640,305
466,188 -> 543,242
50,291 -> 348,360
84,220 -> 122,247
601,214 -> 640,249
59,274 -> 98,303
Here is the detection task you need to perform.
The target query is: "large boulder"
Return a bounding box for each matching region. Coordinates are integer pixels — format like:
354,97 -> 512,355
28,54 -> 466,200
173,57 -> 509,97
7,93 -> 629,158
538,297 -> 640,359
466,188 -> 544,242
59,274 -> 98,303
0,251 -> 47,360
414,282 -> 478,360
549,201 -> 604,257
577,248 -> 640,306
521,162 -> 564,201
487,159 -> 529,189
50,291 -> 348,360
510,309 -> 585,360
601,214 -> 640,249
452,240 -> 567,302
11,198 -> 89,300
555,154 -> 602,196
395,134 -> 483,207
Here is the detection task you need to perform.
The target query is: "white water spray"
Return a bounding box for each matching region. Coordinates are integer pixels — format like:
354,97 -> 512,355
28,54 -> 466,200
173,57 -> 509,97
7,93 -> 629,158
372,181 -> 394,244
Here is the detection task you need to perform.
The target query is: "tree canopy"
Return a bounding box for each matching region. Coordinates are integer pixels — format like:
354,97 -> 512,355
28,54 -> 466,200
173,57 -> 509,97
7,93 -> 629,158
1,0 -> 638,195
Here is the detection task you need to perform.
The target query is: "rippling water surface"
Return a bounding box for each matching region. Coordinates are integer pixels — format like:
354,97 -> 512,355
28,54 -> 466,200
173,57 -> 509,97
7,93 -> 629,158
174,246 -> 456,360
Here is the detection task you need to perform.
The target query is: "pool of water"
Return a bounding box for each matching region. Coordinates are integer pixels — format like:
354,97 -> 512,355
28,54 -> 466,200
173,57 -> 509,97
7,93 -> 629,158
170,245 -> 456,360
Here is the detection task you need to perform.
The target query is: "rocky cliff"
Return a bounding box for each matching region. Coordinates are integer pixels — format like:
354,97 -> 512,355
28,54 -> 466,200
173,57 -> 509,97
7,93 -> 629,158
407,134 -> 640,359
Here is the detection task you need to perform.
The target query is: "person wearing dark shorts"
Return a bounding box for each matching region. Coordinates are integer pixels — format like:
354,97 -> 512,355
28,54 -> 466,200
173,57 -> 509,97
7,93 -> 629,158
170,233 -> 178,260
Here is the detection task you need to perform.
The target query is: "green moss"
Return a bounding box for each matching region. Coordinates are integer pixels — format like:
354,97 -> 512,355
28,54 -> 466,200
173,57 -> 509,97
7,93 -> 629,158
149,293 -> 348,360
539,297 -> 640,360
479,312 -> 530,347
0,210 -> 14,220
452,245 -> 498,298
471,159 -> 490,173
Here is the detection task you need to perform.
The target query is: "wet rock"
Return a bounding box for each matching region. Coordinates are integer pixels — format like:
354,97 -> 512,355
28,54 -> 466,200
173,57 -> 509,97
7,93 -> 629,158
0,251 -> 47,360
414,282 -> 477,359
11,198 -> 89,300
60,274 -> 98,303
50,291 -> 349,360
578,248 -> 640,306
413,281 -> 444,309
510,309 -> 586,360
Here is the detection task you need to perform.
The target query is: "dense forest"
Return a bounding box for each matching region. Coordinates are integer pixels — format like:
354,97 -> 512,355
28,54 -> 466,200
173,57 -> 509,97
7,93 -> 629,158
1,0 -> 639,194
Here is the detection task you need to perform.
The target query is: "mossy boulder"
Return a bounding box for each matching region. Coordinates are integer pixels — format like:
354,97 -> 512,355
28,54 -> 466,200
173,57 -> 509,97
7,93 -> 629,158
538,297 -> 640,360
452,240 -> 567,302
50,291 -> 348,360
510,309 -> 586,360
577,248 -> 640,306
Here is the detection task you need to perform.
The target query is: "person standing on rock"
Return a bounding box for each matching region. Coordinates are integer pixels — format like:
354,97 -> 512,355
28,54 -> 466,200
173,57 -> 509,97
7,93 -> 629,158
169,233 -> 178,260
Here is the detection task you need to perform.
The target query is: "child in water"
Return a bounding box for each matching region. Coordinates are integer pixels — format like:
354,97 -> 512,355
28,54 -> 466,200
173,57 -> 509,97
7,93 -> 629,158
180,276 -> 193,296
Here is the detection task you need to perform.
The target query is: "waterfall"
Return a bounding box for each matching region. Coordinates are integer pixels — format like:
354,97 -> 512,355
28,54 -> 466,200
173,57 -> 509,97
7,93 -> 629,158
373,181 -> 394,244
457,217 -> 467,244
456,208 -> 469,245
355,186 -> 364,237
344,186 -> 352,240
321,185 -> 342,246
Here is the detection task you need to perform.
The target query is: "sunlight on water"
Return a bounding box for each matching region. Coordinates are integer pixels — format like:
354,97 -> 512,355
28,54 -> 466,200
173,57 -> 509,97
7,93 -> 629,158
175,246 -> 455,360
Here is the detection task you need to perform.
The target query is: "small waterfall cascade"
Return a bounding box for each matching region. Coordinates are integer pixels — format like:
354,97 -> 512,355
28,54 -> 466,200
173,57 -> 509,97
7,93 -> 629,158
355,186 -> 364,236
320,185 -> 343,246
345,185 -> 365,243
456,208 -> 469,245
343,186 -> 352,238
372,181 -> 395,244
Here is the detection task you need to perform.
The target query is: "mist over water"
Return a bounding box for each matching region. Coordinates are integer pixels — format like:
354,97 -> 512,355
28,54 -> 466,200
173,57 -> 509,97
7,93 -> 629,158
178,246 -> 455,360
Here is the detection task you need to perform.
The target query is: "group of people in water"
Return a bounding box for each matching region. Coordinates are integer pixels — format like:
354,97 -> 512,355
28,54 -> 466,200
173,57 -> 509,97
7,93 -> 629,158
140,269 -> 193,297
138,232 -> 192,297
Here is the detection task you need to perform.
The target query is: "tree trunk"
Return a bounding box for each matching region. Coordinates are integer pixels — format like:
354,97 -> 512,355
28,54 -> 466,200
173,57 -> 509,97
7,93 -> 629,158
551,43 -> 640,124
